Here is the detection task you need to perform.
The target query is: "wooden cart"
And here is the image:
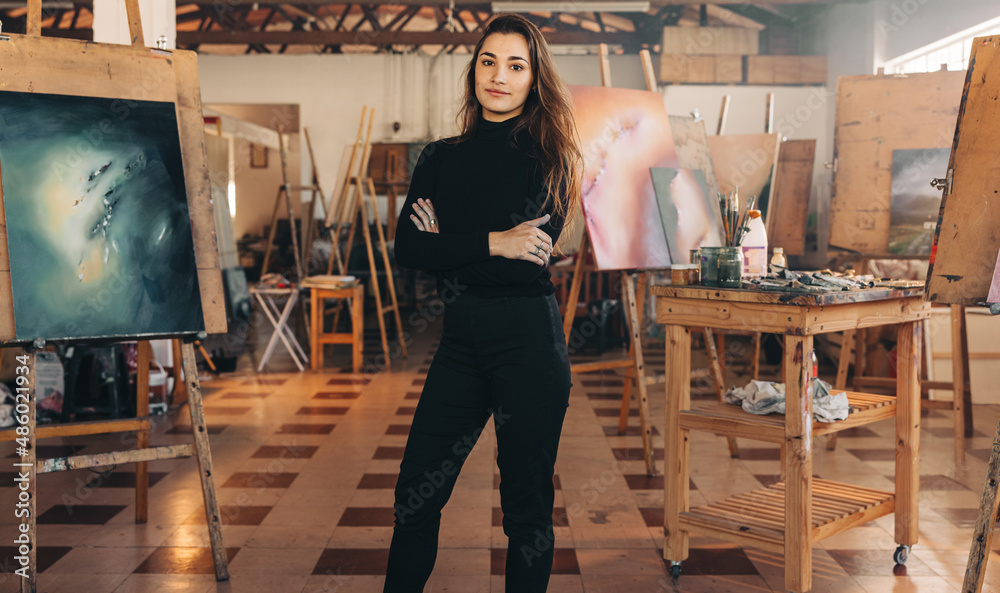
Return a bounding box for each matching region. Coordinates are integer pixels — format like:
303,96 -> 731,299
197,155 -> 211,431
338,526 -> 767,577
652,284 -> 930,593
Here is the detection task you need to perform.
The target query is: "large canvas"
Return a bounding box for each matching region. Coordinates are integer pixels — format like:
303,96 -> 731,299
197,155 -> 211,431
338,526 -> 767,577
650,168 -> 723,264
569,85 -> 679,270
0,91 -> 204,341
888,148 -> 950,256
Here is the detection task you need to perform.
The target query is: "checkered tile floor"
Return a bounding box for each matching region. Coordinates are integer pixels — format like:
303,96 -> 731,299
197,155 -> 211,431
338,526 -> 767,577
2,314 -> 1000,592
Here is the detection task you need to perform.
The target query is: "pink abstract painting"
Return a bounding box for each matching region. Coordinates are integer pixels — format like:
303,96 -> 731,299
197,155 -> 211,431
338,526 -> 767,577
569,85 -> 679,270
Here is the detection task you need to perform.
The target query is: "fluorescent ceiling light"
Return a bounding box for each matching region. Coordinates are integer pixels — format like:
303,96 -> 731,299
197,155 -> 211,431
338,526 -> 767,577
492,2 -> 650,13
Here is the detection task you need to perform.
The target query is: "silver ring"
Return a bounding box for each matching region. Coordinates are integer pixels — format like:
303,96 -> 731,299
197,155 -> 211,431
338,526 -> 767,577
534,246 -> 541,256
429,218 -> 436,226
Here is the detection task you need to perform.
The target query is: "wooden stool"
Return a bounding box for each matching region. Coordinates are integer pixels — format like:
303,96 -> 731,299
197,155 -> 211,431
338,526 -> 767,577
310,283 -> 364,373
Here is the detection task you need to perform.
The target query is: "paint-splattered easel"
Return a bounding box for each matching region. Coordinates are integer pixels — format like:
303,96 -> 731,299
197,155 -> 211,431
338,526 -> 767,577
0,2 -> 229,590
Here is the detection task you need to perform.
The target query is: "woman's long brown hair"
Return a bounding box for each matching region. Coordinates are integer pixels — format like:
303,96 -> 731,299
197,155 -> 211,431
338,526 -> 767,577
453,14 -> 583,228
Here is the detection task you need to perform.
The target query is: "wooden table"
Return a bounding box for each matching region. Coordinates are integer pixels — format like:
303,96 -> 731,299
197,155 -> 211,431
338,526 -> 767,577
652,284 -> 930,593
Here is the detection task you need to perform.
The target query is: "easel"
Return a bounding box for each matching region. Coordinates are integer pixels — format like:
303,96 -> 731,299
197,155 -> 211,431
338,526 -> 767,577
0,3 -> 229,589
323,107 -> 407,366
298,128 -> 328,268
824,254 -> 972,463
561,46 -> 660,476
260,128 -> 305,280
905,34 -> 1000,593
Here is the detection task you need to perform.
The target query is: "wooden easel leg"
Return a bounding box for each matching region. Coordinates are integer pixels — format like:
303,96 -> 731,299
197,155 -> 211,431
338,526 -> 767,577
827,328 -> 856,451
717,333 -> 726,379
951,305 -> 967,463
959,305 -> 974,437
703,328 -> 739,458
357,180 -> 391,367
784,334 -> 814,593
353,288 -> 365,373
367,178 -> 407,359
170,339 -> 187,406
303,187 -> 323,269
260,187 -> 286,277
852,328 -> 868,392
664,324 -> 690,563
621,272 -> 656,476
135,341 -> 151,524
618,272 -> 649,435
19,348 -> 37,593
751,332 -> 762,380
562,233 -> 590,345
895,322 -> 921,549
311,290 -> 322,371
180,343 -> 230,581
963,415 -> 1000,593
195,342 -> 216,373
275,130 -> 304,280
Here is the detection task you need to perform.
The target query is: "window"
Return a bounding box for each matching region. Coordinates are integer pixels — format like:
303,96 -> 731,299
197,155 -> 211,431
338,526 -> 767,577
883,15 -> 1000,74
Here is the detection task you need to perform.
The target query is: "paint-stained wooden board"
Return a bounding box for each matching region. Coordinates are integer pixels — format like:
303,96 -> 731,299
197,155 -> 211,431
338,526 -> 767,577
0,33 -> 225,341
829,70 -> 965,253
926,36 -> 1000,305
768,139 -> 816,256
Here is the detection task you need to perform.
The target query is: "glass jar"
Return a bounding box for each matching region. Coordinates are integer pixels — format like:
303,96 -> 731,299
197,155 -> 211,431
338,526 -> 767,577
699,247 -> 722,287
717,247 -> 744,288
670,265 -> 700,286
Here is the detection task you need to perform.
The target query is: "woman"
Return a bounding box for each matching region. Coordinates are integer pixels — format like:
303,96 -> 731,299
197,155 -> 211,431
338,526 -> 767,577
384,13 -> 582,593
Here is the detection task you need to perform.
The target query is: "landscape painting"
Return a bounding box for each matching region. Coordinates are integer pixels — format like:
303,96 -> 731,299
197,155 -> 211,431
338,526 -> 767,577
569,85 -> 679,270
889,148 -> 950,256
0,90 -> 204,341
650,167 -> 724,264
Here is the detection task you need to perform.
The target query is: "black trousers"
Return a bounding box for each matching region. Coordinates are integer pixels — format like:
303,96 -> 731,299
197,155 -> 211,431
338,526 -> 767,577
383,293 -> 571,593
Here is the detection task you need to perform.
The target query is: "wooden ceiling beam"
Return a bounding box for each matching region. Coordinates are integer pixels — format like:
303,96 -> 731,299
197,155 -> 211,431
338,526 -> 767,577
176,28 -> 636,46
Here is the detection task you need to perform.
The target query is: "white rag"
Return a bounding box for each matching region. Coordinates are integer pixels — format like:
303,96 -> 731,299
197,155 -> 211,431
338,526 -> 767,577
724,378 -> 850,423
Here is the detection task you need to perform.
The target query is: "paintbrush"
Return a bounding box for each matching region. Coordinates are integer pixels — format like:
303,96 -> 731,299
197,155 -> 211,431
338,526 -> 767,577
720,193 -> 732,245
736,194 -> 757,244
737,209 -> 761,246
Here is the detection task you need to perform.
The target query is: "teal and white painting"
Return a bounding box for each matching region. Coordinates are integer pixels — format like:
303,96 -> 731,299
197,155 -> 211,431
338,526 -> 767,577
0,91 -> 203,341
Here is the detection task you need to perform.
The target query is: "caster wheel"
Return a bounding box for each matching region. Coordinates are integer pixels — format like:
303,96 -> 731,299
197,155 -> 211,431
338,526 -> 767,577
893,545 -> 910,565
669,562 -> 682,579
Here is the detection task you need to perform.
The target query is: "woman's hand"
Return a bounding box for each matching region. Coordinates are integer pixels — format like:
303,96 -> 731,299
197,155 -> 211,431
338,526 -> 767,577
409,198 -> 439,234
488,215 -> 553,265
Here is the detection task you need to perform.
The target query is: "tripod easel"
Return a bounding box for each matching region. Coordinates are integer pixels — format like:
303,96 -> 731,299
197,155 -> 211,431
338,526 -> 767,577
298,128 -> 328,268
260,128 -> 305,280
323,107 -> 407,366
0,3 -> 230,589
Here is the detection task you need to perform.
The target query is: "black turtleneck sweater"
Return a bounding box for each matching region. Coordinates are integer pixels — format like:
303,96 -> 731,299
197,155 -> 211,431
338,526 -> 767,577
394,116 -> 563,297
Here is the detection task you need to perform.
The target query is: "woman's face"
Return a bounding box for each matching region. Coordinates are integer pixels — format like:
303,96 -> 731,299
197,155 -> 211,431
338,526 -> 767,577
475,33 -> 534,122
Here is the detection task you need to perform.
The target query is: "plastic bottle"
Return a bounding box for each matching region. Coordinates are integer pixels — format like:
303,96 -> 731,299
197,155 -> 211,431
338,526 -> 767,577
740,210 -> 768,278
771,247 -> 787,268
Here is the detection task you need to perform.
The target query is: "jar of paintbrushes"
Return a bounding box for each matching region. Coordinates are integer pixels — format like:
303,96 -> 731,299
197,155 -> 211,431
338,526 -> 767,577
715,189 -> 760,289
